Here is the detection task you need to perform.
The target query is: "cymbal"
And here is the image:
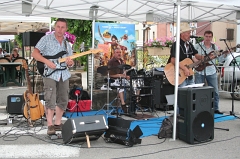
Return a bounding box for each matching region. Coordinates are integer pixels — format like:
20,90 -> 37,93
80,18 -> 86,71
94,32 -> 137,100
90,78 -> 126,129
97,66 -> 108,76
97,66 -> 118,75
118,64 -> 131,70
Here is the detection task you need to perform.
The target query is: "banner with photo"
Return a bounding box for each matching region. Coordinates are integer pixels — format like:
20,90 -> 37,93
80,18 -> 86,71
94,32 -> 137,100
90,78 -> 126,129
94,22 -> 136,67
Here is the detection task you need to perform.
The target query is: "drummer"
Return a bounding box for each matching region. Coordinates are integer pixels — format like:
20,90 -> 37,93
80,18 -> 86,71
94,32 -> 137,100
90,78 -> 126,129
107,48 -> 131,113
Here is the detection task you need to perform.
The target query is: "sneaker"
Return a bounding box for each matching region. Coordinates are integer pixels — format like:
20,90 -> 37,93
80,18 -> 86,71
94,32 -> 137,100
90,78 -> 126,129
101,85 -> 112,90
47,125 -> 56,135
121,104 -> 129,114
214,110 -> 223,114
54,123 -> 63,131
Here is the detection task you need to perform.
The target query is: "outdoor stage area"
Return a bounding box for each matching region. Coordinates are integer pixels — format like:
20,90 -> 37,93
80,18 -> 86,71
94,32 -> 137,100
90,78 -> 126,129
0,90 -> 240,158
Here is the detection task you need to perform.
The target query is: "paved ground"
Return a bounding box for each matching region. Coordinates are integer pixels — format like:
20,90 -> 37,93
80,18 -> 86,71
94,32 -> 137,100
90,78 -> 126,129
0,72 -> 240,159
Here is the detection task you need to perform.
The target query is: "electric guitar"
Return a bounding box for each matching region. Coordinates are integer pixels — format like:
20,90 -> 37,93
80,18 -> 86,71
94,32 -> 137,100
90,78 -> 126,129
22,61 -> 45,126
195,47 -> 236,71
37,49 -> 103,77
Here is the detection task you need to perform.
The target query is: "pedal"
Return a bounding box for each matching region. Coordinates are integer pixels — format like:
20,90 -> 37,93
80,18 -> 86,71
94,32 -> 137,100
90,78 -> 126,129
48,133 -> 62,140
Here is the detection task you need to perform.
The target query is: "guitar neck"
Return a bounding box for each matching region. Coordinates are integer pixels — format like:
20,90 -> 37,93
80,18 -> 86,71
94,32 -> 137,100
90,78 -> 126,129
59,49 -> 102,63
23,61 -> 33,94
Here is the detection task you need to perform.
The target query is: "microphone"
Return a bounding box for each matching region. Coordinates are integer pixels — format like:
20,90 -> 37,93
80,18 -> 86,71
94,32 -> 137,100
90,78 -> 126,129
75,89 -> 81,96
190,35 -> 201,38
219,38 -> 226,41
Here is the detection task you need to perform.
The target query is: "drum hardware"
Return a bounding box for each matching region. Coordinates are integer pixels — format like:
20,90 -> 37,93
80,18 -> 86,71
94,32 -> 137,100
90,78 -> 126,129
97,66 -> 118,116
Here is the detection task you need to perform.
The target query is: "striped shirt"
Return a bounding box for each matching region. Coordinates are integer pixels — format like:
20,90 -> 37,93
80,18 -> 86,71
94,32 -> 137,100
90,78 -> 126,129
35,33 -> 73,81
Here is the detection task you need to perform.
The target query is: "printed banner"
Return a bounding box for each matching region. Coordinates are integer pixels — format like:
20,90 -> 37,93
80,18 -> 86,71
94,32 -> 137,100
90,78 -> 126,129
94,22 -> 136,67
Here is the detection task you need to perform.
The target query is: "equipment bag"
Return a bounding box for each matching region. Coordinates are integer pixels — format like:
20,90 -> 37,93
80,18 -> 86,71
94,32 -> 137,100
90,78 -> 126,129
158,116 -> 174,139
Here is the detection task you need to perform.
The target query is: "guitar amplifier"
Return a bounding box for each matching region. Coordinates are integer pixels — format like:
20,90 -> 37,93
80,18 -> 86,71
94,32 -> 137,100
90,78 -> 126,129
7,94 -> 24,114
152,67 -> 170,84
62,115 -> 108,144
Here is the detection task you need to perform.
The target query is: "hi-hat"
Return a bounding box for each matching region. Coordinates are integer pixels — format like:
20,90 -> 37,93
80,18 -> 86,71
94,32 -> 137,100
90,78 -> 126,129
97,66 -> 108,76
118,64 -> 131,70
97,66 -> 118,76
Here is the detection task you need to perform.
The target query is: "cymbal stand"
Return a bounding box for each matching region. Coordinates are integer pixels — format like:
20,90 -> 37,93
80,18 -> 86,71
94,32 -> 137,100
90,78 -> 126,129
96,70 -> 116,117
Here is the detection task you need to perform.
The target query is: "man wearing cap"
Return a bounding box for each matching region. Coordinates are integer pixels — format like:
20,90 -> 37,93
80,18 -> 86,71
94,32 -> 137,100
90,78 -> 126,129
168,23 -> 205,87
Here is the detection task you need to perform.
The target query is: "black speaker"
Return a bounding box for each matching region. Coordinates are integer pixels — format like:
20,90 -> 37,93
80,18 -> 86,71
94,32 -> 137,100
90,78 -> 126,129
22,32 -> 45,46
139,77 -> 174,110
177,86 -> 214,144
62,115 -> 108,144
104,118 -> 143,147
7,95 -> 24,114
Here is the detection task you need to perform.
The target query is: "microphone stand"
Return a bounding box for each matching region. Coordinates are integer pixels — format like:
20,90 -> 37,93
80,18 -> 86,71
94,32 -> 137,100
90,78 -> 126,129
222,40 -> 240,117
76,93 -> 84,117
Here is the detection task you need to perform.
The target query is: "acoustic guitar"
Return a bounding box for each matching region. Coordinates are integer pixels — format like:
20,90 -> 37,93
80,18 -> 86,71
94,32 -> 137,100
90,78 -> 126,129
37,49 -> 103,77
164,49 -> 231,86
22,61 -> 44,126
164,58 -> 201,86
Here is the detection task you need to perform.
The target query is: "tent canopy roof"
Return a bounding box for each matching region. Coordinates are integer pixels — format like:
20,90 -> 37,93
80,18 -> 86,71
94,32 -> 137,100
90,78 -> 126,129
0,16 -> 50,35
0,0 -> 239,24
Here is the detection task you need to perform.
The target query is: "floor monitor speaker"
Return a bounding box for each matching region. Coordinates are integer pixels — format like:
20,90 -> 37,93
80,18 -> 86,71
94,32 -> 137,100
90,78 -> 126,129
7,95 -> 24,114
62,115 -> 108,144
177,86 -> 214,144
22,32 -> 45,46
104,118 -> 143,147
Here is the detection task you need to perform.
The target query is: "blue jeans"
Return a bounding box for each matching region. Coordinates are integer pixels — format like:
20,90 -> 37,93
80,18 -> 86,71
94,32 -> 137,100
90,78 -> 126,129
194,72 -> 219,110
178,78 -> 195,87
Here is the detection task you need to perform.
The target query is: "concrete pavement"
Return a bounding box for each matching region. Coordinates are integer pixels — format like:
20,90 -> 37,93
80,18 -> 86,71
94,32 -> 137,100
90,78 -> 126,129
0,72 -> 240,159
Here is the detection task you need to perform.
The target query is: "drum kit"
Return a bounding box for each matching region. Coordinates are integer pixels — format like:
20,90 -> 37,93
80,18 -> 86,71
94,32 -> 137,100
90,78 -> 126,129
97,63 -> 166,115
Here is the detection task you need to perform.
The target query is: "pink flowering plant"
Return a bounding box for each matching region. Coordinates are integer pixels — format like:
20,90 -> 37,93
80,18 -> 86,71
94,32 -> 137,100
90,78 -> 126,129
146,37 -> 175,48
46,31 -> 76,44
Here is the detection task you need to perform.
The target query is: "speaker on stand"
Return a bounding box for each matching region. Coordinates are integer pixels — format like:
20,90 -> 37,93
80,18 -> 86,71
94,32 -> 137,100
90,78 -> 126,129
177,86 -> 214,144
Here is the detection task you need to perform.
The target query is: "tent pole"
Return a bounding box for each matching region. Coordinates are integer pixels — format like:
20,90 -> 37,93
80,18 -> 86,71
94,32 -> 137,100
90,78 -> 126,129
8,39 -> 10,53
90,7 -> 98,109
172,0 -> 181,141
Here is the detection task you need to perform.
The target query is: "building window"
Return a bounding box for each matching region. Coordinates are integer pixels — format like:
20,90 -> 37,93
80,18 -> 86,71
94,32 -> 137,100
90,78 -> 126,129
227,28 -> 234,41
153,31 -> 155,39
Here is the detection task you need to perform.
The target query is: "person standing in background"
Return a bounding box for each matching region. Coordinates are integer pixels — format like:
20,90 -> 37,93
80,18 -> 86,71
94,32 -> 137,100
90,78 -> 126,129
193,30 -> 228,114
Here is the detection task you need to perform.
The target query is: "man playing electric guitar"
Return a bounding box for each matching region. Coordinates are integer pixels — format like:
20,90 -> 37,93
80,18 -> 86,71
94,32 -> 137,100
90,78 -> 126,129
32,18 -> 74,135
167,23 -> 205,87
193,30 -> 228,114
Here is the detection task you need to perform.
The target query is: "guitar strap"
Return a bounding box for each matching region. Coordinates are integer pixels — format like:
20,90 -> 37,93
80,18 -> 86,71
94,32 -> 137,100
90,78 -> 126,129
64,40 -> 69,55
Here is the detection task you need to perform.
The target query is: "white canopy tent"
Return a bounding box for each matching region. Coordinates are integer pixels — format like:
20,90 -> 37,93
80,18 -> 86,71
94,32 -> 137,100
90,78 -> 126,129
0,0 -> 239,23
0,35 -> 15,53
0,0 -> 239,141
0,16 -> 51,35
